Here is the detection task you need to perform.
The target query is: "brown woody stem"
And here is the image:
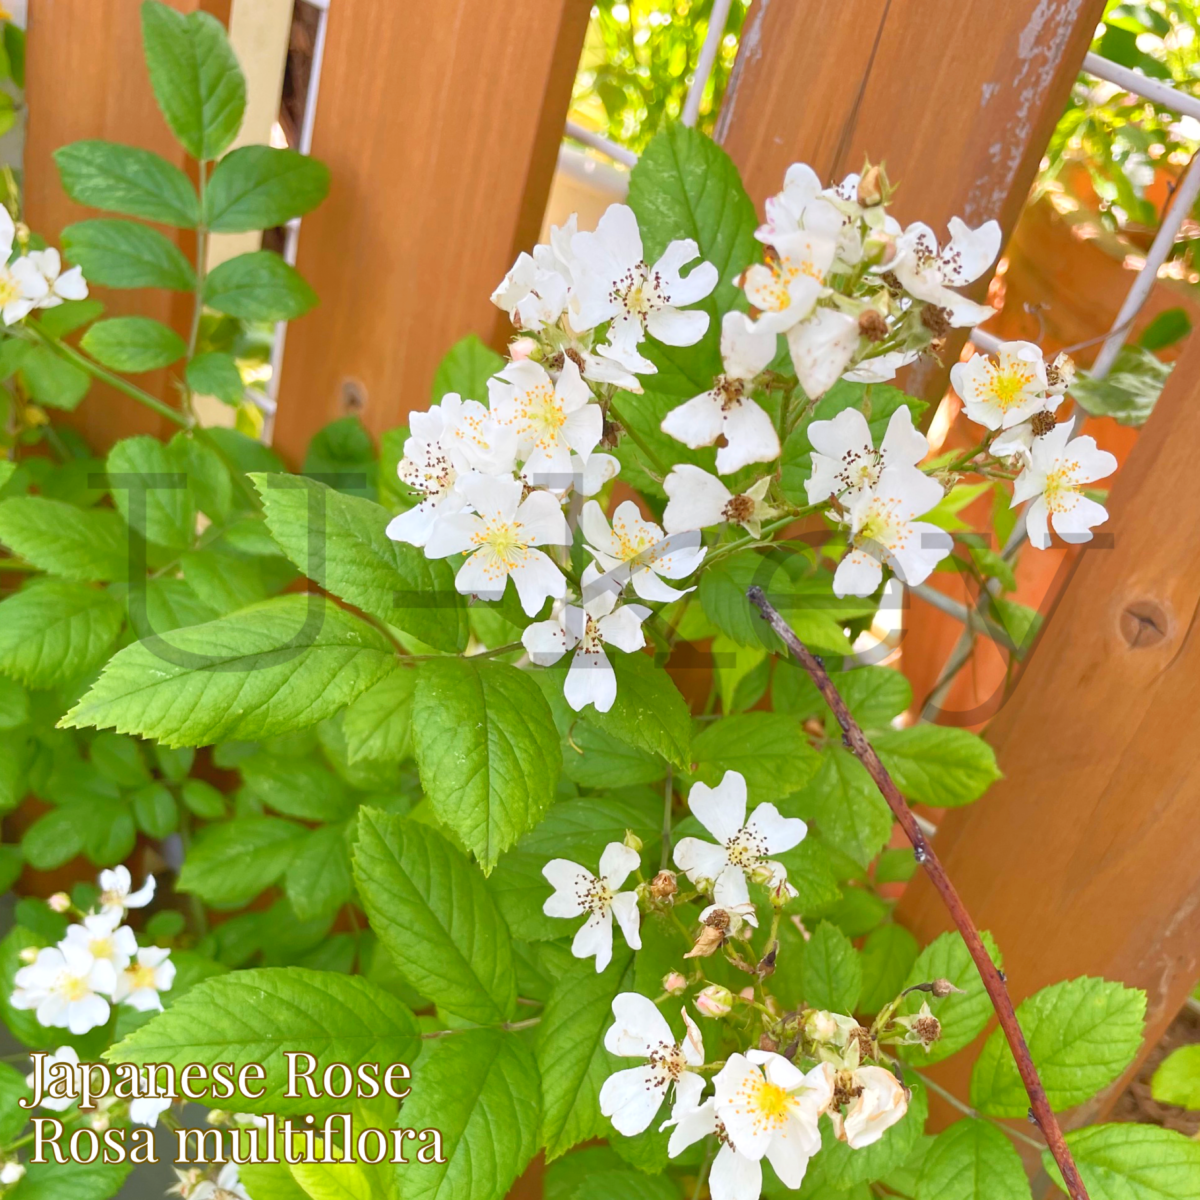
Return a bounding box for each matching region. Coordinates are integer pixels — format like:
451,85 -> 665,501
746,585 -> 1090,1200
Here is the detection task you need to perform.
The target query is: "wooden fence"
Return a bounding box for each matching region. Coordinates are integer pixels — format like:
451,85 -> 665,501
22,0 -> 1198,1164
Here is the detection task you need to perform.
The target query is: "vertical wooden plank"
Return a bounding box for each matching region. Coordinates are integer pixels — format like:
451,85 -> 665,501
897,330 -> 1200,1128
270,0 -> 592,468
24,0 -> 228,449
716,0 -> 1107,399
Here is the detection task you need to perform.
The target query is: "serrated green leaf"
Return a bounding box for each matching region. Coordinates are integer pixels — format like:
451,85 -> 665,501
187,350 -> 244,404
585,652 -> 691,769
177,816 -> 305,906
132,781 -> 178,837
1044,1123 -> 1200,1200
62,595 -> 396,748
342,666 -> 414,764
874,725 -> 1001,808
303,417 -> 377,500
107,967 -> 418,1115
0,496 -> 128,582
802,920 -> 862,1012
61,218 -> 195,290
106,435 -> 195,550
19,345 -> 91,411
412,657 -> 560,868
204,250 -> 317,321
141,0 -> 245,160
0,579 -> 124,689
251,472 -> 467,653
792,747 -> 893,868
81,316 -> 186,372
970,977 -> 1146,1116
564,720 -> 663,788
205,145 -> 330,232
858,924 -> 920,1014
353,810 -> 517,1024
916,1118 -> 1032,1200
286,825 -> 354,922
395,1029 -> 541,1200
898,930 -> 1004,1066
239,755 -> 355,821
54,140 -> 198,227
1151,1044 -> 1200,1109
690,711 -> 820,803
432,332 -> 506,403
538,951 -> 636,1160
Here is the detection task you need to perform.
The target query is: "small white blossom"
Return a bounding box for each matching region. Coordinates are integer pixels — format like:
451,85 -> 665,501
829,1065 -> 909,1149
542,842 -> 642,972
581,499 -> 705,602
114,946 -> 175,1013
756,163 -> 866,269
571,204 -> 717,372
62,911 -> 137,975
12,944 -> 115,1035
805,404 -> 928,506
740,231 -> 834,335
385,395 -> 518,548
1011,423 -> 1116,550
28,248 -> 88,309
713,1052 -> 834,1189
598,992 -> 705,1136
490,220 -> 575,332
425,473 -> 570,616
663,466 -> 779,538
26,1047 -> 81,1112
487,356 -> 602,486
673,771 -> 806,916
660,312 -> 780,475
97,866 -> 155,917
950,341 -> 1052,431
888,218 -> 999,327
833,467 -> 951,598
0,210 -> 48,324
0,1161 -> 25,1185
521,568 -> 650,713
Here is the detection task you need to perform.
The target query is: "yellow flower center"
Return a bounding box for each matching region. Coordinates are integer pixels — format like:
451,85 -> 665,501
89,937 -> 113,960
508,383 -> 566,450
128,963 -> 158,991
985,363 -> 1036,410
61,973 -> 91,1002
1042,461 -> 1080,514
0,269 -> 21,307
472,517 -> 529,577
855,497 -> 906,552
736,1075 -> 797,1133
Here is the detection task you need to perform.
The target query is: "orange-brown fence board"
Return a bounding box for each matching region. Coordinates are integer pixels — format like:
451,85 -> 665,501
269,0 -> 592,467
898,327 -> 1200,1135
24,0 -> 229,450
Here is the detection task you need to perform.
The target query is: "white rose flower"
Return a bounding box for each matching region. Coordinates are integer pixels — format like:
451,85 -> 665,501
662,466 -> 779,538
12,945 -> 115,1035
61,911 -> 137,975
542,842 -> 642,972
739,230 -> 834,335
950,340 -> 1053,431
829,1064 -> 909,1149
114,946 -> 176,1013
888,217 -> 1000,327
97,866 -> 155,917
581,499 -> 705,602
27,247 -> 88,309
786,307 -> 861,399
805,404 -> 928,506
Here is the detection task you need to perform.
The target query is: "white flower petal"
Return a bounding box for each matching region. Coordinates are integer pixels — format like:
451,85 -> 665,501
599,1065 -> 668,1136
744,803 -> 807,855
688,771 -> 748,842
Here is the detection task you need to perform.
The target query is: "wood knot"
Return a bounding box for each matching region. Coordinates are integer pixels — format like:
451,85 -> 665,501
1119,600 -> 1169,649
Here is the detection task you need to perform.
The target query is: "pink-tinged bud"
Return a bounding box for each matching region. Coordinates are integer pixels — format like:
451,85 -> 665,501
509,337 -> 538,361
48,893 -> 71,914
695,985 -> 733,1019
663,971 -> 687,996
739,986 -> 755,1001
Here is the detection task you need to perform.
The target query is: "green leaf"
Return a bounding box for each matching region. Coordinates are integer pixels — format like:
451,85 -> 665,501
411,657 -> 560,868
62,595 -> 396,748
22,807 -> 84,870
107,967 -> 418,1115
874,726 -> 1001,808
9,1158 -> 132,1200
564,720 -> 664,788
690,711 -> 820,803
571,1172 -> 677,1200
970,977 -> 1146,1116
204,250 -> 317,321
0,677 -> 27,730
858,924 -> 920,1014
0,497 -> 128,582
37,299 -> 105,340
181,778 -> 226,819
342,666 -> 414,764
802,921 -> 862,1012
395,1029 -> 541,1200
240,1164 -> 310,1200
205,145 -> 330,232
54,140 -> 199,227
1043,1123 -> 1200,1200
91,732 -> 150,786
1151,1044 -> 1200,1109
432,333 -> 506,403
81,316 -> 186,373
19,345 -> 91,411
0,579 -> 123,688
240,755 -> 355,821
792,747 -> 893,869
286,825 -> 354,922
626,124 -> 758,393
538,952 -> 635,1160
132,782 -> 179,837
252,472 -> 467,653
916,1119 -> 1031,1200
61,218 -> 195,290
897,931 -> 1004,1066
186,350 -> 243,404
304,417 -> 377,499
177,816 -> 305,906
585,652 -> 691,770
353,810 -> 517,1024
140,0 -> 245,160
106,435 -> 195,550
0,1062 -> 31,1142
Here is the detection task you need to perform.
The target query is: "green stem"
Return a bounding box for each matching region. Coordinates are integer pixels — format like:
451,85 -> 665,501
185,161 -> 210,419
0,560 -> 37,572
912,1070 -> 1045,1152
661,767 -> 673,870
609,395 -> 669,477
702,511 -> 818,571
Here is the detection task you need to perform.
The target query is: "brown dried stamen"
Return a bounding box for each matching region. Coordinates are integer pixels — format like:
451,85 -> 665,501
859,310 -> 888,342
1030,410 -> 1057,437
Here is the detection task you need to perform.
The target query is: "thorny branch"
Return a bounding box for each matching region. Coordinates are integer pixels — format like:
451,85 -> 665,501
746,585 -> 1091,1200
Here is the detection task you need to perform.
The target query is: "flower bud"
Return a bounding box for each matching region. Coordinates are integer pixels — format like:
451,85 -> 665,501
18,947 -> 38,965
47,893 -> 71,914
930,978 -> 965,999
857,165 -> 886,207
206,1109 -> 230,1126
649,870 -> 677,900
662,971 -> 687,996
0,1161 -> 25,1185
695,985 -> 733,1018
805,1010 -> 859,1048
748,863 -> 777,887
863,229 -> 896,267
509,336 -> 538,361
623,830 -> 643,854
